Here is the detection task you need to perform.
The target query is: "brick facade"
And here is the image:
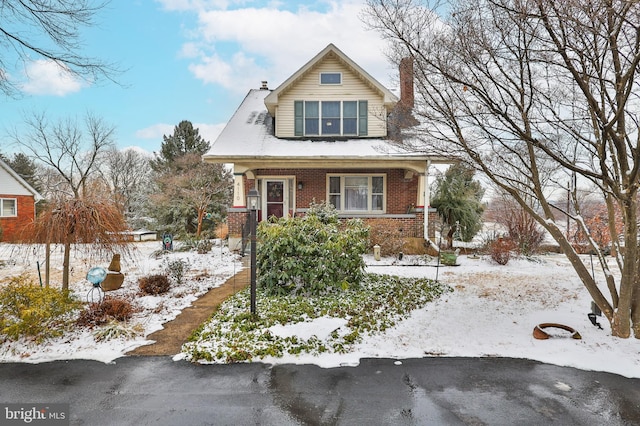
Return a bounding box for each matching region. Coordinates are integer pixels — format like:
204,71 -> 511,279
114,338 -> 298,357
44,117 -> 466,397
0,194 -> 36,242
227,168 -> 437,252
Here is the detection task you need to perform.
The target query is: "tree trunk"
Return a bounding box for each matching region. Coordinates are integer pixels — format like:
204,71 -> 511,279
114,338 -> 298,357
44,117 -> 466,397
612,196 -> 639,338
62,242 -> 71,291
196,209 -> 205,238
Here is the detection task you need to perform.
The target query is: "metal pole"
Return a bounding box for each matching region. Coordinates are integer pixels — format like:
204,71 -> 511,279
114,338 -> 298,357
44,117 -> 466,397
250,208 -> 257,316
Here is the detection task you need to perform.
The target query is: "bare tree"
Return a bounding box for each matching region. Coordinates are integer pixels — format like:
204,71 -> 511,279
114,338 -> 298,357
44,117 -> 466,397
10,111 -> 115,198
364,0 -> 640,337
100,147 -> 153,219
0,0 -> 118,97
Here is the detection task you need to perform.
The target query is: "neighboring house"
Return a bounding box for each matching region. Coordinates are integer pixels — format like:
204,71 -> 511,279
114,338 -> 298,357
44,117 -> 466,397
0,158 -> 43,242
203,44 -> 449,251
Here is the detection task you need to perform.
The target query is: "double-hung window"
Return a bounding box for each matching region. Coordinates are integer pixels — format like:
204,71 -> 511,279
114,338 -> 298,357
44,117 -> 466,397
0,199 -> 17,217
294,100 -> 368,136
328,174 -> 385,213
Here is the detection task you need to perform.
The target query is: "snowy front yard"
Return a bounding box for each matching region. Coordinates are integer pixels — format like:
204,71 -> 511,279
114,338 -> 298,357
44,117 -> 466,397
0,241 -> 638,379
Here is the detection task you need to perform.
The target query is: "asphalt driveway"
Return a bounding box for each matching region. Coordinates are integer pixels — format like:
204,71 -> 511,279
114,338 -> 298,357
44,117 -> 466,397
0,357 -> 638,425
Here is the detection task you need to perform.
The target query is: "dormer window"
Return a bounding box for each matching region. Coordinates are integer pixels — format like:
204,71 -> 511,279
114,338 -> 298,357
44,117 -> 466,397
320,72 -> 341,85
294,100 -> 368,137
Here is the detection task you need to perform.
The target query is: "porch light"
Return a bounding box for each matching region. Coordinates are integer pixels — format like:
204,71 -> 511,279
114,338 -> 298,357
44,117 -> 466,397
297,182 -> 303,190
247,188 -> 260,211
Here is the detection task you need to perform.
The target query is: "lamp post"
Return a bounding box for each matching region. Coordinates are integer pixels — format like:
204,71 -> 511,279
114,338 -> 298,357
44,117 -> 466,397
247,188 -> 260,316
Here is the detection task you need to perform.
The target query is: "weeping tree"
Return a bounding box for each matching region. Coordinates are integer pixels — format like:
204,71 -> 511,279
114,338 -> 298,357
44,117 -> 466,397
431,162 -> 484,247
363,0 -> 640,337
10,112 -> 131,290
23,196 -> 132,290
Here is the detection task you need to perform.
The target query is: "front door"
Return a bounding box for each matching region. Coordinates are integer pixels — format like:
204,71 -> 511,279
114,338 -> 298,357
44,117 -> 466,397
265,180 -> 286,219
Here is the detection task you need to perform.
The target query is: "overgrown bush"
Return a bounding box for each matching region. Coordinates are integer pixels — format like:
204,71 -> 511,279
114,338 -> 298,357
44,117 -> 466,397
490,238 -> 516,265
367,218 -> 405,256
486,196 -> 545,255
76,297 -> 135,328
0,276 -> 82,342
138,274 -> 171,295
257,202 -> 369,296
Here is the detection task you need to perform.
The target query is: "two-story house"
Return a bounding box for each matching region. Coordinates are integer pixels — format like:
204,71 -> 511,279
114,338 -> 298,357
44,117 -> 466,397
0,158 -> 43,242
203,44 -> 449,252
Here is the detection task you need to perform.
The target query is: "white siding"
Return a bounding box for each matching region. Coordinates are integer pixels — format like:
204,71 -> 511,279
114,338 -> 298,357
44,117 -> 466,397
0,167 -> 31,196
275,56 -> 389,138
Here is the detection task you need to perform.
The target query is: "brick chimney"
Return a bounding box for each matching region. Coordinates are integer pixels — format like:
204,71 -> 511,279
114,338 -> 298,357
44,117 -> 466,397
399,57 -> 414,111
389,57 -> 418,140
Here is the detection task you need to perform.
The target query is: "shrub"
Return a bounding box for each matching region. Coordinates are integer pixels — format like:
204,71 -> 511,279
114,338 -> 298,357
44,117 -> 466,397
367,218 -> 405,257
0,276 -> 82,342
490,238 -> 516,265
76,297 -> 135,328
257,202 -> 369,296
197,239 -> 213,254
138,274 -> 171,295
164,258 -> 189,285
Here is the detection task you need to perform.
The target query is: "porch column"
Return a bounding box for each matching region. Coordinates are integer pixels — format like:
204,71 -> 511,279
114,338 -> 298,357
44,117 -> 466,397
233,173 -> 246,207
423,160 -> 431,240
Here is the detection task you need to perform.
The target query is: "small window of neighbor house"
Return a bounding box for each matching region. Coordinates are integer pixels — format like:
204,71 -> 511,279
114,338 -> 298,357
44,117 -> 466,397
320,72 -> 341,85
0,199 -> 17,217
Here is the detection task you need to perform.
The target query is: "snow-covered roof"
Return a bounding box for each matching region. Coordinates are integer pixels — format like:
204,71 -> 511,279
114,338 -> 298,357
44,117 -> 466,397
203,89 -> 445,165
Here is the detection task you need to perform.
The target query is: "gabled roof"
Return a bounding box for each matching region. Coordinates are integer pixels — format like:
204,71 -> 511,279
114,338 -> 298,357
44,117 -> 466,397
0,157 -> 44,201
264,43 -> 398,115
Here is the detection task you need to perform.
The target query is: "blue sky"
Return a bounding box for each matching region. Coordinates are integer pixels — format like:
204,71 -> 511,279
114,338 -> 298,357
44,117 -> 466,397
1,0 -> 405,156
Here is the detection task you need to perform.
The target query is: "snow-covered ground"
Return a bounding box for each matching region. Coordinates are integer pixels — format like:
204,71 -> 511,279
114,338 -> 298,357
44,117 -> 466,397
0,241 -> 242,363
1,241 -> 638,379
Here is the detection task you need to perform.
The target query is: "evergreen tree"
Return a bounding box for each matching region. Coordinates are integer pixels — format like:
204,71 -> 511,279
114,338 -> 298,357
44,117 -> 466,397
431,162 -> 485,247
148,121 -> 230,236
7,153 -> 41,193
151,120 -> 210,172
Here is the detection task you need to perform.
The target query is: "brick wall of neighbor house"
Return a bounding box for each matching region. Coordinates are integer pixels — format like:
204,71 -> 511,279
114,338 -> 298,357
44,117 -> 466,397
0,194 -> 36,242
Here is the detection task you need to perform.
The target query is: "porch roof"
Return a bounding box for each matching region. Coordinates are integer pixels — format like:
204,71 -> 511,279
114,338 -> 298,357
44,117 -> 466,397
202,89 -> 449,166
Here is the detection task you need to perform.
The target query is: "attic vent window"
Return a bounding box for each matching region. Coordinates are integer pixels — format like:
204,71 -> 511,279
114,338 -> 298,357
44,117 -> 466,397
320,72 -> 341,85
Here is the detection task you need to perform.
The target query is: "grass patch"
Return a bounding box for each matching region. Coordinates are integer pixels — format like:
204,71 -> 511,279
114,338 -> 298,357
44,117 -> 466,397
182,273 -> 452,363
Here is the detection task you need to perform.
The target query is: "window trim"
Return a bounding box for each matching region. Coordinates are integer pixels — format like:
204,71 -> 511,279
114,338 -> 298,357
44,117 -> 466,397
319,72 -> 342,85
0,198 -> 17,217
326,174 -> 386,214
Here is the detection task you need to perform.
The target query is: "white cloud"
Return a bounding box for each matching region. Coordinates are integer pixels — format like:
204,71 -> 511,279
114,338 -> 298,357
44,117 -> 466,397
196,122 -> 227,143
119,145 -> 154,157
20,59 -> 86,96
135,123 -> 175,139
135,122 -> 226,144
174,1 -> 397,93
